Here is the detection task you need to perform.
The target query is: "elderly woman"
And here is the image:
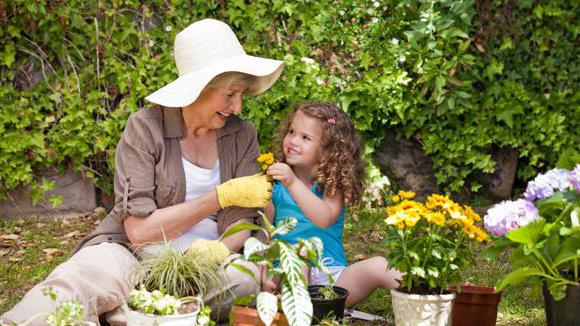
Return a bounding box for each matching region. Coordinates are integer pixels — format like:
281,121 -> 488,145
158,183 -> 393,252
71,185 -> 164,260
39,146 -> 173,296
1,19 -> 283,325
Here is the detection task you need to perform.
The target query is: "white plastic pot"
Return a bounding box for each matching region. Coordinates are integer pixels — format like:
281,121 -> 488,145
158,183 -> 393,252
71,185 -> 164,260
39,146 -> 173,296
390,288 -> 455,326
124,303 -> 200,326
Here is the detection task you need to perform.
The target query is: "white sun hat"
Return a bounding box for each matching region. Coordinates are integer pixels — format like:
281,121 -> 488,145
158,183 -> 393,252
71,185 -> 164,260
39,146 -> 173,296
145,19 -> 284,108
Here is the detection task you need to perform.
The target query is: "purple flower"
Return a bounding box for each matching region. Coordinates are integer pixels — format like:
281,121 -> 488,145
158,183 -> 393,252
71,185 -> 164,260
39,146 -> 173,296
484,199 -> 539,236
570,164 -> 580,192
524,168 -> 571,201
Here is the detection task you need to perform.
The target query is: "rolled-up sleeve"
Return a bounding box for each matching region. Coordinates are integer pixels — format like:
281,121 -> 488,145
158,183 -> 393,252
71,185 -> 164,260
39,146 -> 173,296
113,115 -> 157,218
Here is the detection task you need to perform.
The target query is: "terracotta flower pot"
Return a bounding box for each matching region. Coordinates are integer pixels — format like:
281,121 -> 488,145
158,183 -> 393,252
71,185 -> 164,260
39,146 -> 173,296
391,288 -> 455,326
230,304 -> 288,326
449,285 -> 501,326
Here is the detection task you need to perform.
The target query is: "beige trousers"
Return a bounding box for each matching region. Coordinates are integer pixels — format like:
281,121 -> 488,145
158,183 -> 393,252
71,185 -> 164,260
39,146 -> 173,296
1,243 -> 259,325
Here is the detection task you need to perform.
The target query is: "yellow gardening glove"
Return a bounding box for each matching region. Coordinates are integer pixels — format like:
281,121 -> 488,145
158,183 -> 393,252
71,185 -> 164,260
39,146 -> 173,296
188,239 -> 230,266
215,173 -> 272,208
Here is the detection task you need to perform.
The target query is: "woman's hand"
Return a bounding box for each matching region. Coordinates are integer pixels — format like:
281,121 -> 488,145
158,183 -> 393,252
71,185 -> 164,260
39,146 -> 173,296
267,163 -> 296,187
215,173 -> 272,208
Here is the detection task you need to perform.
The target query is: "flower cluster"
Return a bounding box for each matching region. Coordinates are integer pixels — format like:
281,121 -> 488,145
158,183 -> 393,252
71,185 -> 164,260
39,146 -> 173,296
485,164 -> 580,236
524,168 -> 571,201
386,191 -> 488,242
128,287 -> 181,315
484,199 -> 539,236
383,191 -> 488,292
257,152 -> 275,172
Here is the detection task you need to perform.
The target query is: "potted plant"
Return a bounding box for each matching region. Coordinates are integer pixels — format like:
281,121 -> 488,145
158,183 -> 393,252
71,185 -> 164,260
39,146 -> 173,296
308,284 -> 349,324
222,212 -> 328,326
448,284 -> 502,326
125,241 -> 227,325
484,161 -> 580,326
383,191 -> 489,325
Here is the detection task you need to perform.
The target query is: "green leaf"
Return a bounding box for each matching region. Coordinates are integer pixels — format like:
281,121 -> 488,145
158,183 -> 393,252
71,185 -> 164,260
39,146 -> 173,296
411,267 -> 426,278
49,195 -> 62,208
556,149 -> 580,170
227,262 -> 259,281
219,223 -> 263,241
496,267 -> 546,291
274,217 -> 297,236
506,219 -> 546,246
279,242 -> 305,288
281,281 -> 312,326
257,291 -> 278,326
553,237 -> 580,267
243,238 -> 270,260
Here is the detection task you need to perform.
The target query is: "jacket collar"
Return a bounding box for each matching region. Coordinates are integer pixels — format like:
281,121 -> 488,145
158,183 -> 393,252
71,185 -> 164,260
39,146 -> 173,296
162,106 -> 242,139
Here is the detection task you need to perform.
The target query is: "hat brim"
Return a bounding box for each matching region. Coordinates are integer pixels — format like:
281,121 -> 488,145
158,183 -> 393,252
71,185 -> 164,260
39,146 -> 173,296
145,54 -> 284,108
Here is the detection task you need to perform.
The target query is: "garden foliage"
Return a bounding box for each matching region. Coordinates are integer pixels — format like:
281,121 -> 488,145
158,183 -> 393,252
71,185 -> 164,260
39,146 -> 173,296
1,0 -> 578,200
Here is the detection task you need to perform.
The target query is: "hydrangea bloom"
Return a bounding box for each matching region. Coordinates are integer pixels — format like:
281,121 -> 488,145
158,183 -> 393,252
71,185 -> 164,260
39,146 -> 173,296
484,199 -> 539,236
524,168 -> 571,201
570,164 -> 580,192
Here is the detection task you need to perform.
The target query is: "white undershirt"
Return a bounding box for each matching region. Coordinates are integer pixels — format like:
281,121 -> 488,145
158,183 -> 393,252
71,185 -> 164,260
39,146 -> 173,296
169,158 -> 221,251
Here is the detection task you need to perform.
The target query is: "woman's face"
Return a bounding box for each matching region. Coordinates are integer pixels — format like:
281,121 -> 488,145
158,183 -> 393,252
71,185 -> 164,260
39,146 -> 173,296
188,84 -> 246,130
283,110 -> 323,169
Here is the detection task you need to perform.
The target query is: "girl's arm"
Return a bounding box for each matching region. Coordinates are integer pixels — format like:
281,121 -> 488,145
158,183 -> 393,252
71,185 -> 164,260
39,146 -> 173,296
267,163 -> 343,228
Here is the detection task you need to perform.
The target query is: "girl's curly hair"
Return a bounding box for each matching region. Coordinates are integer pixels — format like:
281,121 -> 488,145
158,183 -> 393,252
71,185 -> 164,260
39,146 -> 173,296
276,101 -> 366,206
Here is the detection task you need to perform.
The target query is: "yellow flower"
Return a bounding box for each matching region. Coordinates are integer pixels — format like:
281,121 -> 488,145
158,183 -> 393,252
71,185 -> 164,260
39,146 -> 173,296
257,152 -> 275,171
398,190 -> 416,200
462,206 -> 481,222
404,214 -> 421,227
391,195 -> 401,203
257,152 -> 275,165
426,212 -> 446,226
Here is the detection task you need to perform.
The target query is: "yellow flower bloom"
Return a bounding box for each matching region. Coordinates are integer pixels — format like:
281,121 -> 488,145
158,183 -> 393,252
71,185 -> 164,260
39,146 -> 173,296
426,212 -> 445,226
391,195 -> 401,203
462,206 -> 481,222
398,190 -> 416,200
405,214 -> 421,227
257,152 -> 275,165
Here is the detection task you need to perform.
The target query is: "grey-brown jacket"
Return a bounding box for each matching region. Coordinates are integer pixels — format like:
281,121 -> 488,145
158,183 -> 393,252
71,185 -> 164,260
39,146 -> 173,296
75,106 -> 260,253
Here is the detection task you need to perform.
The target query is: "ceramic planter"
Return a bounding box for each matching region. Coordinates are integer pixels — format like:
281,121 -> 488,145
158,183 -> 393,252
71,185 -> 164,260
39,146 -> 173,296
124,303 -> 200,326
449,285 -> 501,326
391,288 -> 455,326
230,305 -> 288,326
543,283 -> 580,326
308,285 -> 349,324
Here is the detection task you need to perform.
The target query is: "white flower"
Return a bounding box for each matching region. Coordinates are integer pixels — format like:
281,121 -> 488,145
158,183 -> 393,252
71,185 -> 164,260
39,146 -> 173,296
399,55 -> 406,63
373,1 -> 380,7
300,57 -> 315,65
165,25 -> 172,32
367,8 -> 373,15
572,209 -> 579,228
316,77 -> 325,85
339,10 -> 345,15
372,17 -> 379,23
391,38 -> 400,45
148,40 -> 155,47
197,316 -> 210,325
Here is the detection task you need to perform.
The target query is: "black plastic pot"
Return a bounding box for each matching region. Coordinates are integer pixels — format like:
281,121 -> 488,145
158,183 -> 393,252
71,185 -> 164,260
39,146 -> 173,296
308,285 -> 349,324
542,283 -> 580,326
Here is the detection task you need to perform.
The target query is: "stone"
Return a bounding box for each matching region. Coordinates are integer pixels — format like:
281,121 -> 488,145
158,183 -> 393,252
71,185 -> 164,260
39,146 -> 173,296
478,146 -> 518,200
0,169 -> 97,220
373,136 -> 440,196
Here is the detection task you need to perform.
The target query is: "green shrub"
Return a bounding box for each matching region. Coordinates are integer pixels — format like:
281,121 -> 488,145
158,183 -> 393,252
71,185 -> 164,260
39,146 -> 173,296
0,0 -> 578,200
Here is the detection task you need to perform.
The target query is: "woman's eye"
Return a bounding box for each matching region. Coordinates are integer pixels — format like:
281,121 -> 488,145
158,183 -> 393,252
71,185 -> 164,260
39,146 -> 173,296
288,129 -> 295,134
303,136 -> 310,141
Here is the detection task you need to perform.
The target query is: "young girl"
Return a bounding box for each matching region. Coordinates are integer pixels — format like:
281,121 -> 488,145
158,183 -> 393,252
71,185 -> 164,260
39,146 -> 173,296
264,101 -> 402,307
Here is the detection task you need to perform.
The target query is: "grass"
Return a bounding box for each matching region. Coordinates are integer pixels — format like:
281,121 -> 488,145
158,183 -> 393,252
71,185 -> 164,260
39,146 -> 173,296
0,207 -> 545,324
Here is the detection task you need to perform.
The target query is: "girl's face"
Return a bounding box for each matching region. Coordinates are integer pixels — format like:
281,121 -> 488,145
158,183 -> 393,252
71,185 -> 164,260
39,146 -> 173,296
283,110 -> 323,169
187,84 -> 246,130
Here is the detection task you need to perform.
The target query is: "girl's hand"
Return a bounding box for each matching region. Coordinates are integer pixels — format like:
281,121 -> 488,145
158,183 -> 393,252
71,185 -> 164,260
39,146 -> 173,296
261,265 -> 279,293
267,163 -> 296,187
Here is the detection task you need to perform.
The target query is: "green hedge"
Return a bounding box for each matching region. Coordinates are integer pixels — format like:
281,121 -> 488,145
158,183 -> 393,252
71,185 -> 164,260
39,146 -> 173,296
0,0 -> 578,201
